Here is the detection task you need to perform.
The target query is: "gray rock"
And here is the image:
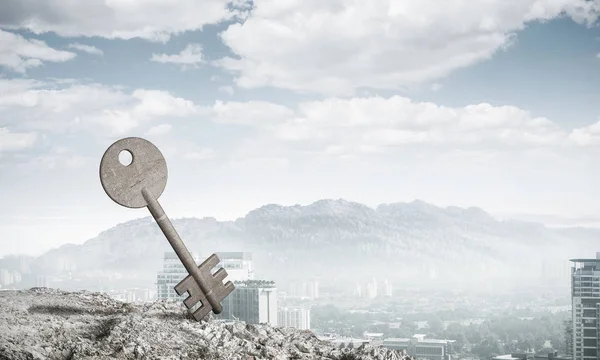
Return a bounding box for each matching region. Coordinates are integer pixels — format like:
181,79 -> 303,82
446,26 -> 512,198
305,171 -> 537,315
0,288 -> 415,360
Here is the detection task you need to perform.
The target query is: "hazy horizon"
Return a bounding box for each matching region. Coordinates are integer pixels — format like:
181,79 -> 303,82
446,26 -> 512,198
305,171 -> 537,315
2,197 -> 600,258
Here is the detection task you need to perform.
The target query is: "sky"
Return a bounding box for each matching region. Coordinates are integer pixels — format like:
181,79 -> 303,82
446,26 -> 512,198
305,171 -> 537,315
1,0 -> 600,257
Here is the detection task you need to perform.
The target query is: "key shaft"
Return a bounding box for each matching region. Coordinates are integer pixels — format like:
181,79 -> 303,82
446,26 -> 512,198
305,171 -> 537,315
141,187 -> 223,314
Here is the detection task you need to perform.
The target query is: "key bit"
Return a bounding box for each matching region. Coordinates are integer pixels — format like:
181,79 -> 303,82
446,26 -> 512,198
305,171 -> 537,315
99,137 -> 234,320
175,254 -> 235,321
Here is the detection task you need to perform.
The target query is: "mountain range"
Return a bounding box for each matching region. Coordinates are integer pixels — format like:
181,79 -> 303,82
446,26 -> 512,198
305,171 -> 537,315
2,199 -> 598,291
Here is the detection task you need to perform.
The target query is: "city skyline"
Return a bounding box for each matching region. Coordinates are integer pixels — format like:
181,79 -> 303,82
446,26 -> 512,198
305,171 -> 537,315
0,246 -> 587,358
1,1 -> 600,256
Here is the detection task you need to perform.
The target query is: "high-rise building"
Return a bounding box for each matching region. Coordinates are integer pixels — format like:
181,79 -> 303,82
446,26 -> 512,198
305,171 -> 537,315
355,283 -> 363,298
0,269 -> 12,286
288,280 -> 319,299
383,278 -> 393,297
366,278 -> 378,299
0,269 -> 21,287
157,251 -> 273,324
11,270 -> 21,284
217,280 -> 278,326
215,252 -> 254,282
36,275 -> 50,288
156,252 -> 201,300
570,252 -> 600,360
278,307 -> 311,330
565,319 -> 573,358
158,251 -> 253,300
308,280 -> 319,299
429,265 -> 437,280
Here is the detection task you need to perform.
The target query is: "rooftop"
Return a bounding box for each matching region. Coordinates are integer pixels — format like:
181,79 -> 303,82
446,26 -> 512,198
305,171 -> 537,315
570,251 -> 600,263
216,252 -> 253,260
330,338 -> 370,344
364,332 -> 384,337
493,355 -> 526,360
233,280 -> 276,288
383,337 -> 454,344
163,251 -> 200,260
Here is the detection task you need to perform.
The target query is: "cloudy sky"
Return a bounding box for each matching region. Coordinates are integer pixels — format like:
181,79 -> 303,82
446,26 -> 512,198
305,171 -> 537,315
1,0 -> 600,256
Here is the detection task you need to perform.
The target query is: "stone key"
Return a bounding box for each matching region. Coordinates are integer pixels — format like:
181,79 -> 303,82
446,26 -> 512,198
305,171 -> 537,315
98,137 -> 234,321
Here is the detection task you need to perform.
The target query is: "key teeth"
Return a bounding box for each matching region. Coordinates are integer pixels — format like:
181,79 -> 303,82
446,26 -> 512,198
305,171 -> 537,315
174,276 -> 194,296
199,253 -> 220,270
213,268 -> 229,283
183,293 -> 202,310
224,281 -> 235,296
173,254 -> 237,321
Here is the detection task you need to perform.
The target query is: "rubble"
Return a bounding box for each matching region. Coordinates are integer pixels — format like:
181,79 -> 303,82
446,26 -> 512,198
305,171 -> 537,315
0,288 -> 414,360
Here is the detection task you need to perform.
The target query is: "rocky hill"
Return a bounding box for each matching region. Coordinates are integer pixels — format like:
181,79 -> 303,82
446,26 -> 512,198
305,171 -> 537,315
2,199 -> 598,289
0,288 -> 412,360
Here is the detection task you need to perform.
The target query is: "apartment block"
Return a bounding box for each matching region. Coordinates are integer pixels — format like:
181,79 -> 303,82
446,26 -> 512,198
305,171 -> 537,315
217,280 -> 278,326
570,252 -> 600,360
0,269 -> 21,287
288,280 -> 319,299
382,334 -> 454,360
278,307 -> 311,330
215,252 -> 254,282
156,251 -> 201,300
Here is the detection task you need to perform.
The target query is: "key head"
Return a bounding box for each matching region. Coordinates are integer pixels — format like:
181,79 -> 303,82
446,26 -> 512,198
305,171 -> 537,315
99,137 -> 168,209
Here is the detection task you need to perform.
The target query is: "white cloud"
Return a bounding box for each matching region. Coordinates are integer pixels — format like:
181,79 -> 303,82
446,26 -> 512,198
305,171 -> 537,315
130,89 -> 199,118
184,148 -> 216,160
2,76 -> 597,178
211,100 -> 295,126
145,124 -> 172,136
67,43 -> 103,56
217,0 -> 600,95
17,146 -> 91,169
0,78 -> 45,92
0,0 -> 252,42
0,128 -> 37,151
208,96 -> 576,157
218,85 -> 235,95
227,156 -> 289,170
1,77 -> 595,164
0,79 -> 200,135
0,29 -> 76,73
151,44 -> 206,69
142,135 -> 216,161
431,83 -> 443,92
569,120 -> 600,146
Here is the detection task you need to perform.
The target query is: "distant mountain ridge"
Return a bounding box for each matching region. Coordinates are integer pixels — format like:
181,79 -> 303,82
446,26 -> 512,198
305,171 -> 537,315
2,199 -> 598,290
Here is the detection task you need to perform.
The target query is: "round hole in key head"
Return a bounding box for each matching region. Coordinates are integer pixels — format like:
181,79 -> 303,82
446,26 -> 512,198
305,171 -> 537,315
100,137 -> 168,209
118,149 -> 133,166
